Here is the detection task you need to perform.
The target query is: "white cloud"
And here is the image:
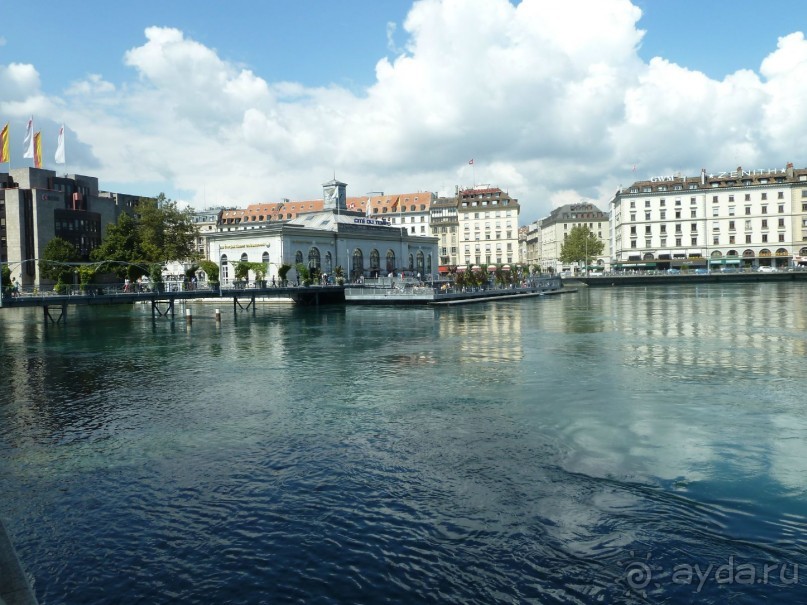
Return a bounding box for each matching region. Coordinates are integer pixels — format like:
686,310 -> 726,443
3,0 -> 807,221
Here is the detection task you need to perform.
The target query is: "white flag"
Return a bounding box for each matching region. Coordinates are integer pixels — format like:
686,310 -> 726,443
23,116 -> 34,159
55,124 -> 65,164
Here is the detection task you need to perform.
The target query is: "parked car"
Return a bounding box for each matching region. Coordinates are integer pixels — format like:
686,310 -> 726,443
693,268 -> 708,274
720,267 -> 739,273
757,266 -> 777,273
666,268 -> 681,274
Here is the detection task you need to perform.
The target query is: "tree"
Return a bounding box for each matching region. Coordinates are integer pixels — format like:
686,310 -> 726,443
199,259 -> 219,284
91,213 -> 146,278
136,194 -> 199,263
39,237 -> 80,285
559,225 -> 604,270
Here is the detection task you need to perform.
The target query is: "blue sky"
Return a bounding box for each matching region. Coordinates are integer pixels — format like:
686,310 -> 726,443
3,0 -> 807,221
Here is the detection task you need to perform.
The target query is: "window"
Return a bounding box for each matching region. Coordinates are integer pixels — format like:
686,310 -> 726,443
746,234 -> 752,244
660,225 -> 667,234
645,211 -> 651,220
762,234 -> 768,243
675,238 -> 682,246
728,195 -> 734,202
761,219 -> 768,229
778,205 -> 785,213
762,205 -> 768,214
745,206 -> 751,215
691,210 -> 697,218
778,191 -> 784,199
713,196 -> 719,203
712,221 -> 720,231
675,210 -> 681,219
778,218 -> 785,228
761,192 -> 768,200
660,210 -> 666,220
645,200 -> 651,208
691,223 -> 698,233
675,223 -> 682,234
729,235 -> 735,244
779,234 -> 785,242
645,225 -> 651,234
660,238 -> 667,246
729,206 -> 735,216
713,236 -> 719,245
630,201 -> 636,208
660,199 -> 666,207
690,197 -> 697,205
745,194 -> 751,201
630,213 -> 636,221
712,207 -> 719,217
745,220 -> 752,230
675,199 -> 682,206
729,220 -> 736,230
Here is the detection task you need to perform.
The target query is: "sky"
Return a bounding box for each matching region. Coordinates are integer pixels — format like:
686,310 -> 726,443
3,0 -> 807,223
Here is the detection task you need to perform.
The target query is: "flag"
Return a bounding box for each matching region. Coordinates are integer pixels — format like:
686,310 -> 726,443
365,196 -> 372,218
468,159 -> 474,165
23,116 -> 34,159
55,124 -> 65,164
391,195 -> 399,211
0,123 -> 9,163
34,131 -> 42,168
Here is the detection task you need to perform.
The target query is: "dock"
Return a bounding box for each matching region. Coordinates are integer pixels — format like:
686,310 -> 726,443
345,276 -> 564,305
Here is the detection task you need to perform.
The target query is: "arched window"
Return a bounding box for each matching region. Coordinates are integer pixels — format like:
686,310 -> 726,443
759,248 -> 771,257
262,251 -> 270,263
742,249 -> 755,258
325,251 -> 333,273
408,253 -> 414,270
727,250 -> 738,257
643,253 -> 654,260
416,251 -> 425,274
386,250 -> 396,274
711,250 -> 722,258
352,248 -> 364,280
308,247 -> 321,270
370,249 -> 380,270
800,247 -> 807,256
775,248 -> 788,256
240,253 -> 249,263
220,254 -> 229,282
295,250 -> 303,265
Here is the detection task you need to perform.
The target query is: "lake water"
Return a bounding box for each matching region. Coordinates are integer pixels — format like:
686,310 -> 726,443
1,283 -> 807,604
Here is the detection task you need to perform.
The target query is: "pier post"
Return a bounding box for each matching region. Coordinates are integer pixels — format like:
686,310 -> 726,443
185,308 -> 192,325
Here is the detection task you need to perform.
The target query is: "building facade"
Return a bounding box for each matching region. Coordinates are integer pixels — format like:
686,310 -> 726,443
430,196 -> 460,270
206,180 -> 439,285
610,164 -> 807,271
1,167 -> 137,287
538,202 -> 610,274
456,185 -> 520,268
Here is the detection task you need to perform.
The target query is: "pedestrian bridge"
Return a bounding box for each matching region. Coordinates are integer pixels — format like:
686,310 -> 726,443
0,284 -> 347,323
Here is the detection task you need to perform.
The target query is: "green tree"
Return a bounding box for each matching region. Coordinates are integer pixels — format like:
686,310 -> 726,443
91,213 -> 146,278
559,225 -> 604,269
39,237 -> 80,285
137,194 -> 199,263
199,259 -> 219,284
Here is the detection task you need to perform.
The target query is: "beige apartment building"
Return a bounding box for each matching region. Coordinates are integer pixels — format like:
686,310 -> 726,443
456,185 -> 520,268
610,163 -> 807,271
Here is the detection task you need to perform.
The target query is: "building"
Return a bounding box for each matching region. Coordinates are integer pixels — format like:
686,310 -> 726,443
610,163 -> 807,271
430,196 -> 460,270
1,167 -> 139,288
538,202 -> 610,274
205,180 -> 439,284
191,207 -> 225,259
523,221 -> 542,269
456,185 -> 520,268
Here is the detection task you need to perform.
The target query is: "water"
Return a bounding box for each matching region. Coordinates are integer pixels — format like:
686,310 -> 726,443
2,284 -> 807,604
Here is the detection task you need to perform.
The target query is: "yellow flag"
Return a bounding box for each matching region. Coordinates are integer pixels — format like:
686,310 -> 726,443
34,131 -> 42,168
0,123 -> 9,163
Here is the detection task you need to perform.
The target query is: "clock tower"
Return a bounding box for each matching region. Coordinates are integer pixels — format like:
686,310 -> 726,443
322,179 -> 347,212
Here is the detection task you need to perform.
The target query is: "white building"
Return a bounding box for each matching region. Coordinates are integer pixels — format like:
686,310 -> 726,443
457,185 -> 520,268
610,164 -> 807,271
205,180 -> 439,284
